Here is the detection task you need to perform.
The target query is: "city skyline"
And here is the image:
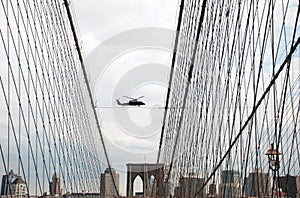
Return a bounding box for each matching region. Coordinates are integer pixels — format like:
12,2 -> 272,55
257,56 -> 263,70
0,0 -> 299,197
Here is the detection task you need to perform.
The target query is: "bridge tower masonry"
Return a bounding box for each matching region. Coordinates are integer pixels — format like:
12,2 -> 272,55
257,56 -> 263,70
126,163 -> 164,197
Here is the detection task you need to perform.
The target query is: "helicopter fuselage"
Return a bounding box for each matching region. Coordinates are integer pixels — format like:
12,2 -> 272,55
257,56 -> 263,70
128,100 -> 145,106
116,98 -> 145,106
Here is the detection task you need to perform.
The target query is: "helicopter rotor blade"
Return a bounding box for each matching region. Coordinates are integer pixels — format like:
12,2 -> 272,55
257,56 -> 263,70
122,96 -> 135,100
135,96 -> 144,100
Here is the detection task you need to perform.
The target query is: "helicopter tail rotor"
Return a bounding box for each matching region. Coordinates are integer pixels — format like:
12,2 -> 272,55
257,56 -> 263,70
116,98 -> 122,105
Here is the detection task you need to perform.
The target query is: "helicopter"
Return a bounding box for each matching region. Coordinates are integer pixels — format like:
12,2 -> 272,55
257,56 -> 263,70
116,96 -> 145,106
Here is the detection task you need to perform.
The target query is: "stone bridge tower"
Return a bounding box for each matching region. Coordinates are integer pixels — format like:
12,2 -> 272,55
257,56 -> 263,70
126,163 -> 164,197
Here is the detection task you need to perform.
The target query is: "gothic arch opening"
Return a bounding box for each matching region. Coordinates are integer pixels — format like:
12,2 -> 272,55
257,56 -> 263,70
133,175 -> 143,196
126,163 -> 164,197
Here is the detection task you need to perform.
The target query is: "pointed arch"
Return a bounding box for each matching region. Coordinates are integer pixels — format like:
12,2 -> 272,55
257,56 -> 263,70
133,175 -> 143,196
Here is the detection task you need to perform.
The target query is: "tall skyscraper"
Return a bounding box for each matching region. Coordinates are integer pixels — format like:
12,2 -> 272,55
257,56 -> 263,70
296,176 -> 300,198
100,168 -> 119,198
278,174 -> 300,198
50,173 -> 62,195
174,173 -> 206,198
219,170 -> 240,198
208,183 -> 217,197
10,176 -> 28,196
248,168 -> 270,197
1,170 -> 17,195
1,170 -> 27,196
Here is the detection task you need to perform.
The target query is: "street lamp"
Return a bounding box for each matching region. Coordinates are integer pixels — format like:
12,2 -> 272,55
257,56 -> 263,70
265,143 -> 282,171
265,143 -> 282,197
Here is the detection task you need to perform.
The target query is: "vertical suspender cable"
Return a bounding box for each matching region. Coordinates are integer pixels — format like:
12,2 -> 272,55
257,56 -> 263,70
194,35 -> 300,197
62,1 -> 119,196
157,0 -> 185,164
165,0 -> 208,184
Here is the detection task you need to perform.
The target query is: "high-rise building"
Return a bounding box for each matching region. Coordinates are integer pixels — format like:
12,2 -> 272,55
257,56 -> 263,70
219,170 -> 240,198
296,176 -> 300,198
100,168 -> 119,198
1,170 -> 17,195
174,186 -> 180,198
208,183 -> 217,197
49,173 -> 62,195
10,176 -> 28,196
1,170 -> 27,196
247,168 -> 270,197
175,173 -> 206,198
278,174 -> 300,198
221,170 -> 240,184
243,176 -> 249,197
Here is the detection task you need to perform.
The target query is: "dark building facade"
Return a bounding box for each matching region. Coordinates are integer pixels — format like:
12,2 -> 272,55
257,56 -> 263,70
219,170 -> 240,198
1,170 -> 27,196
175,174 -> 206,198
278,175 -> 300,198
49,173 -> 61,195
1,170 -> 17,195
247,168 -> 270,197
208,183 -> 217,197
100,168 -> 119,198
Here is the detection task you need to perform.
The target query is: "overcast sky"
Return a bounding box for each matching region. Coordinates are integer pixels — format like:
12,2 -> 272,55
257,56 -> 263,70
73,0 -> 179,54
73,0 -> 179,195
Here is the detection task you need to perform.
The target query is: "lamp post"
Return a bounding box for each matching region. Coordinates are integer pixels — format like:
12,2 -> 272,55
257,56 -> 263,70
265,143 -> 282,197
265,143 -> 282,171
